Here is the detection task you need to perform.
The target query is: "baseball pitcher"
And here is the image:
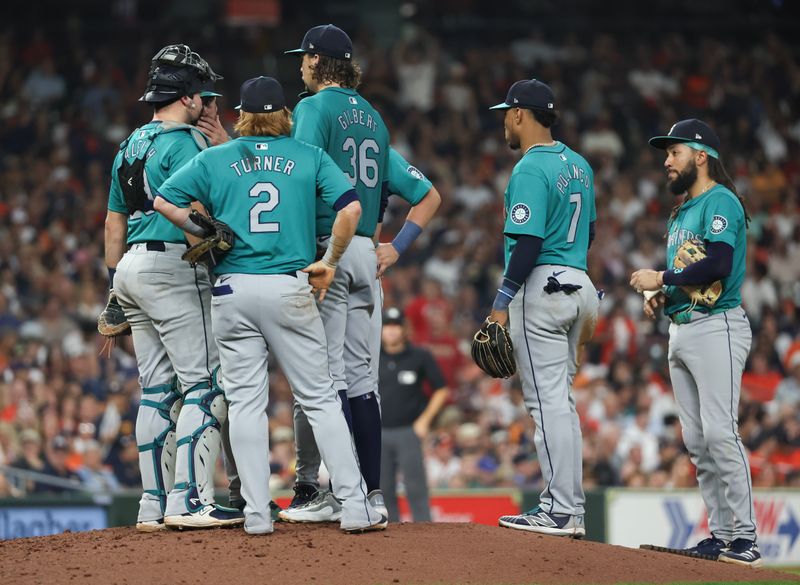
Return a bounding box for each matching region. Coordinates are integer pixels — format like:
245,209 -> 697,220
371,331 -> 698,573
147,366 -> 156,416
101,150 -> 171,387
280,24 -> 391,522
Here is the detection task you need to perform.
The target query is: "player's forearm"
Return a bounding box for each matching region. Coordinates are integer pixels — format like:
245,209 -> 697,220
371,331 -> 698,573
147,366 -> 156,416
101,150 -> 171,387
492,235 -> 544,310
104,211 -> 128,270
325,200 -> 362,267
390,186 -> 442,255
406,187 -> 441,230
153,195 -> 193,233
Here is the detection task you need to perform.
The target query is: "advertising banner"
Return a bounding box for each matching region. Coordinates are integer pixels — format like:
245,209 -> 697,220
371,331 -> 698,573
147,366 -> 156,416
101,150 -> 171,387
606,489 -> 800,566
0,506 -> 107,540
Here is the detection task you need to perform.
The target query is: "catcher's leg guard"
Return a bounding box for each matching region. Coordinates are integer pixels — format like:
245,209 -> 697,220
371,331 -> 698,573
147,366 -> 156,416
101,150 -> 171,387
136,378 -> 182,519
168,368 -> 227,514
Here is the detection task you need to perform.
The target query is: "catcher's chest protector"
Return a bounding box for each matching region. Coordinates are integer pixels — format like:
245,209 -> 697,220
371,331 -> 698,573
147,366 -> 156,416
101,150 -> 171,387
118,123 -> 208,215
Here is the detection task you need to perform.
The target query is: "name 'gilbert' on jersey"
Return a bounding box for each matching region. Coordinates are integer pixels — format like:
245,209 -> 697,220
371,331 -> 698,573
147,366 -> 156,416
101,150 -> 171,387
338,100 -> 378,132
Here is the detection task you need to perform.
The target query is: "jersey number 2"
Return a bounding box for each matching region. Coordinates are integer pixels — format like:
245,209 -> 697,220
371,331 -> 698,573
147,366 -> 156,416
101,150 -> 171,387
342,137 -> 379,188
249,182 -> 280,233
567,192 -> 582,243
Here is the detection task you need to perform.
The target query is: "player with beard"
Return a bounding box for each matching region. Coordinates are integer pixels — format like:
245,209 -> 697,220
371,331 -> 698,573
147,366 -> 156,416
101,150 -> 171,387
631,119 -> 759,566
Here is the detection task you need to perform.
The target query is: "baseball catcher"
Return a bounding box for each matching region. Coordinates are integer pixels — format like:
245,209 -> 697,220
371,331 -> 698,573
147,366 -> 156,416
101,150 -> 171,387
471,319 -> 516,379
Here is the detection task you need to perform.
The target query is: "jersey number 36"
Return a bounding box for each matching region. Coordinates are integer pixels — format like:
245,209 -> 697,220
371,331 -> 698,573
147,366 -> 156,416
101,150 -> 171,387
342,138 -> 379,188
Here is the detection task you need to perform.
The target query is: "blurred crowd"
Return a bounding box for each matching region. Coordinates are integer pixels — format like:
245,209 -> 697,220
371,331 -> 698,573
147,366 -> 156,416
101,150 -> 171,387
1,16 -> 799,500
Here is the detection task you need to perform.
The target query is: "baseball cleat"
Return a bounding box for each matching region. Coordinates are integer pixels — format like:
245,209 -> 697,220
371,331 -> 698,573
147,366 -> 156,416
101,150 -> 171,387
164,504 -> 245,529
641,536 -> 728,561
498,506 -> 583,538
136,519 -> 166,532
231,499 -> 284,522
286,482 -> 319,509
278,490 -> 342,523
341,514 -> 388,534
574,514 -> 586,539
718,538 -> 762,567
367,489 -> 388,519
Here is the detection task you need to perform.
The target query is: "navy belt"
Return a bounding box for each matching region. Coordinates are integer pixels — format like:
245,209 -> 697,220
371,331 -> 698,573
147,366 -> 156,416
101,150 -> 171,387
211,271 -> 298,297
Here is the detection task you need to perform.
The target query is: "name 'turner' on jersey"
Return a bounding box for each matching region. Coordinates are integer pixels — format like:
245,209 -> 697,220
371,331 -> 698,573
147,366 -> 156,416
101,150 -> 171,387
229,154 -> 296,177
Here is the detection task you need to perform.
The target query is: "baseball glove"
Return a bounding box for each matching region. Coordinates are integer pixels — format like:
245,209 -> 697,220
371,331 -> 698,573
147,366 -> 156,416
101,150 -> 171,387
673,238 -> 723,308
182,210 -> 234,265
97,291 -> 130,337
471,319 -> 516,379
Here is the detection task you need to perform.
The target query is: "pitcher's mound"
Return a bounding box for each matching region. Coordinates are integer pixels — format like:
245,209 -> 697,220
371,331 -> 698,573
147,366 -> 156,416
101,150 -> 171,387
1,522 -> 797,585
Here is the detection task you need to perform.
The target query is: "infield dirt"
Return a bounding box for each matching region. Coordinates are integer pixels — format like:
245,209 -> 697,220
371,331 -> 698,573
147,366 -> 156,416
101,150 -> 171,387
1,522 -> 798,585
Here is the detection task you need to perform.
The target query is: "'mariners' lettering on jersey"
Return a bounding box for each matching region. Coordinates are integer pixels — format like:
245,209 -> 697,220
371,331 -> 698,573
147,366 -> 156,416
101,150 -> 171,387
338,109 -> 377,132
668,227 -> 697,248
230,156 -> 296,177
556,163 -> 591,194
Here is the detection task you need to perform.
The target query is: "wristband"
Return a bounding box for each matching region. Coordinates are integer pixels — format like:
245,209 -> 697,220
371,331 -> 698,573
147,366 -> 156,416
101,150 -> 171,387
108,267 -> 116,290
391,221 -> 423,255
492,279 -> 521,311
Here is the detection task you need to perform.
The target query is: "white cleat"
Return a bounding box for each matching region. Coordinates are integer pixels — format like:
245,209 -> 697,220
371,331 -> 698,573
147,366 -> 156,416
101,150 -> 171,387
136,519 -> 166,532
278,491 -> 342,523
341,514 -> 388,534
164,504 -> 245,529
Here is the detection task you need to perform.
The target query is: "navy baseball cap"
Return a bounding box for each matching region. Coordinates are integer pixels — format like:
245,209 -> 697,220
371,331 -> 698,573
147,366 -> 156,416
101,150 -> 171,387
285,24 -> 353,61
383,307 -> 405,325
490,79 -> 555,111
235,76 -> 285,113
649,119 -> 721,159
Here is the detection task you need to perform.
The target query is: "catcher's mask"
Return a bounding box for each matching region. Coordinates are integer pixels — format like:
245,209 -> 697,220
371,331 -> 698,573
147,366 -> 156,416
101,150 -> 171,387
140,44 -> 222,104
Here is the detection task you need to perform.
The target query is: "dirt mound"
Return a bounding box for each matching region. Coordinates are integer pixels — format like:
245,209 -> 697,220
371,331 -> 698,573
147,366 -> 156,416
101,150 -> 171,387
1,523 -> 797,585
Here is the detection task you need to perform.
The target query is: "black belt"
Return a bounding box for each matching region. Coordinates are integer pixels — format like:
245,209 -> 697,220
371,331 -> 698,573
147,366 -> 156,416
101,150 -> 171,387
130,241 -> 188,252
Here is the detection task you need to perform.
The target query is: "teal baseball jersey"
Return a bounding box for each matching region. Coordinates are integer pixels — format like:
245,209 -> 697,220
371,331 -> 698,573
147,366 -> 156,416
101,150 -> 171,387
503,142 -> 596,270
157,136 -> 355,275
387,147 -> 431,205
292,87 -> 390,238
664,185 -> 746,316
108,122 -> 209,244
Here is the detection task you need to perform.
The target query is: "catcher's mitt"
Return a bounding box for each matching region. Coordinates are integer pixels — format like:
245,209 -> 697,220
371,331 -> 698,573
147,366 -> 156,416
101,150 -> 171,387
97,291 -> 130,337
673,238 -> 723,308
471,319 -> 516,379
182,210 -> 234,265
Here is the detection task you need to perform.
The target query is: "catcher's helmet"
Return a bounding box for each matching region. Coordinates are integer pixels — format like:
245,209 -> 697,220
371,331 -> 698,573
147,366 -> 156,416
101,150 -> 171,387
140,44 -> 222,104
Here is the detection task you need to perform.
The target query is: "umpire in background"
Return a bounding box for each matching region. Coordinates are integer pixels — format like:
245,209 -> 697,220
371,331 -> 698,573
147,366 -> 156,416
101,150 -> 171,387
379,307 -> 449,522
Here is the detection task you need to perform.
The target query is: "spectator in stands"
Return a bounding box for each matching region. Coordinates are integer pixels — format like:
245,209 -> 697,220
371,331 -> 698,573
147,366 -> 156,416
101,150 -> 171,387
77,439 -> 120,492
